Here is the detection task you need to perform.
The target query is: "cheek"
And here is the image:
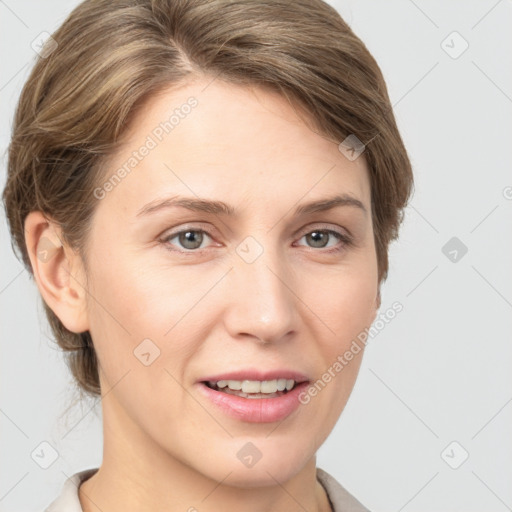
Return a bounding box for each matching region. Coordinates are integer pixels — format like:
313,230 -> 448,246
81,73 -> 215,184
310,262 -> 378,341
84,251 -> 206,379
300,255 -> 377,412
87,248 -> 177,333
302,272 -> 375,422
331,283 -> 376,339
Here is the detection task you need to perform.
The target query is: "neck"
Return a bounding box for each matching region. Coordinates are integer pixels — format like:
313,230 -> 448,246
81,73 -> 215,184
78,399 -> 332,512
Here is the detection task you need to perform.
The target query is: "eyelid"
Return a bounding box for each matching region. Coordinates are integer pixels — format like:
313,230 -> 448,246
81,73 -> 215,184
160,222 -> 354,253
296,222 -> 352,239
160,222 -> 216,238
294,224 -> 354,252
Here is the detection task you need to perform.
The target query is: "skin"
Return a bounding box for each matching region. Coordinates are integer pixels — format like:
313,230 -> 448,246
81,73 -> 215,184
25,76 -> 380,512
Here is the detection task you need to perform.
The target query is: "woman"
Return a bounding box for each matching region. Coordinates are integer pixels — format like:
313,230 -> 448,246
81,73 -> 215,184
2,0 -> 413,510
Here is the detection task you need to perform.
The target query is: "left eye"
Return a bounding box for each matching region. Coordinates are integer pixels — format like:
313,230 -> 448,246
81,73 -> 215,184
163,229 -> 211,251
296,229 -> 347,250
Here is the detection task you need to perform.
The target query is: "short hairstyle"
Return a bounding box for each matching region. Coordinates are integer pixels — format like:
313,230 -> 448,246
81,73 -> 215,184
2,0 -> 414,398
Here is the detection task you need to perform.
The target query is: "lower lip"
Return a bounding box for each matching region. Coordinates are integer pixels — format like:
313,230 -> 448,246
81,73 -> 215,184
197,382 -> 309,423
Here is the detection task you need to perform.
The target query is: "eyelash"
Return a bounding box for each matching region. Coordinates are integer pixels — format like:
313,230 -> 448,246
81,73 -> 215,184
159,224 -> 354,255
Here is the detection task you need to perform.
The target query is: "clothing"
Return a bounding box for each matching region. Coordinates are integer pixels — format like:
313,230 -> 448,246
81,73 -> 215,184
316,468 -> 371,512
44,466 -> 370,511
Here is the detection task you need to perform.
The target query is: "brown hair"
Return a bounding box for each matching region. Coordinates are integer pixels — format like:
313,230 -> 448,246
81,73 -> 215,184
2,0 -> 414,398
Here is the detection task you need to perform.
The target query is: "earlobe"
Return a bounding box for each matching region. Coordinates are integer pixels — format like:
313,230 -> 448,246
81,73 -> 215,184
24,211 -> 90,334
371,288 -> 381,323
375,288 -> 381,311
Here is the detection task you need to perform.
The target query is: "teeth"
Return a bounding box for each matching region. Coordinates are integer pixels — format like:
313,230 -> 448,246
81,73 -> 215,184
227,380 -> 242,390
210,379 -> 297,394
242,380 -> 261,393
285,379 -> 294,391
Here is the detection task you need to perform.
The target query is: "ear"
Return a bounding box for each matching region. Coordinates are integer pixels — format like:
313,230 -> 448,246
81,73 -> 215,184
371,286 -> 381,323
24,211 -> 89,333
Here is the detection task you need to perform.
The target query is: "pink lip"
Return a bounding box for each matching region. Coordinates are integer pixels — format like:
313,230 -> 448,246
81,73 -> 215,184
196,380 -> 310,424
198,369 -> 309,383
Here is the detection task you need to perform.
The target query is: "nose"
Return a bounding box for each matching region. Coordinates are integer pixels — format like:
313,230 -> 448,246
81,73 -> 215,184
223,240 -> 298,345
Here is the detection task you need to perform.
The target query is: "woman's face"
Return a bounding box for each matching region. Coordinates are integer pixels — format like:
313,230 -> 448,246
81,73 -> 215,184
81,78 -> 379,485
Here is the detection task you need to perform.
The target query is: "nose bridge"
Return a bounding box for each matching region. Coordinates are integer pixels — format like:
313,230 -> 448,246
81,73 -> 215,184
226,233 -> 297,343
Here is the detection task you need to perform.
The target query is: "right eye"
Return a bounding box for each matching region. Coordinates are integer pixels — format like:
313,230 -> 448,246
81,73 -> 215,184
160,228 -> 215,252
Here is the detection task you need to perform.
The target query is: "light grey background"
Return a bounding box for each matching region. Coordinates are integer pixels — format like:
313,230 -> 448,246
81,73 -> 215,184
1,1 -> 511,511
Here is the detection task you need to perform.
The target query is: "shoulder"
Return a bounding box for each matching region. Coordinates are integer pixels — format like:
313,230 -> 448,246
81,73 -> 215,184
316,467 -> 371,512
44,468 -> 99,512
43,466 -> 367,511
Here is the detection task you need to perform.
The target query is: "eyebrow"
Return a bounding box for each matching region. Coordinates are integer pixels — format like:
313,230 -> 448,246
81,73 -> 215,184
136,193 -> 367,218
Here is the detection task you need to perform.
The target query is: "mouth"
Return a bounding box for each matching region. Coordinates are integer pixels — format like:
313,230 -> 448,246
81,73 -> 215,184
202,378 -> 300,399
197,377 -> 310,423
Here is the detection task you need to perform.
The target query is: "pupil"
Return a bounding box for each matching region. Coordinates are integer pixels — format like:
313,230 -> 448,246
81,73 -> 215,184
308,231 -> 327,248
180,230 -> 203,249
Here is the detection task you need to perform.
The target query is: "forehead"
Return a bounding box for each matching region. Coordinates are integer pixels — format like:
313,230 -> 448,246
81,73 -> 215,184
96,78 -> 371,217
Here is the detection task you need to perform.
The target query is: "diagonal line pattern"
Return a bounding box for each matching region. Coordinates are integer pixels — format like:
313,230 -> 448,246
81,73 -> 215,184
163,368 -> 234,438
472,471 -> 512,511
369,368 -> 439,438
61,369 -> 131,439
265,265 -> 336,335
0,62 -> 29,92
343,60 -> 439,161
200,470 -> 233,502
471,265 -> 512,308
472,61 -> 512,104
0,268 -> 26,295
469,205 -> 499,233
61,266 -> 132,336
410,205 -> 439,233
406,265 -> 438,297
163,163 -> 232,234
265,470 -> 309,512
0,471 -> 29,502
163,267 -> 234,337
471,396 -> 512,439
471,0 -> 503,30
407,0 -> 439,28
397,472 -> 439,512
61,469 -> 106,512
267,164 -> 337,234
33,222 -> 132,336
200,69 -> 223,94
264,419 -> 285,439
60,397 -> 100,440
0,0 -> 29,28
393,62 -> 439,109
0,408 -> 29,438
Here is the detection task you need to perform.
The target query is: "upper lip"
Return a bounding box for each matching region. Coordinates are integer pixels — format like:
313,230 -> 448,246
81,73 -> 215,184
199,369 -> 310,384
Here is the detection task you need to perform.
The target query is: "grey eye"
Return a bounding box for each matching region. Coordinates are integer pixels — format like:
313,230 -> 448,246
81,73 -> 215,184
299,230 -> 343,249
305,230 -> 331,248
178,230 -> 204,250
166,229 -> 210,250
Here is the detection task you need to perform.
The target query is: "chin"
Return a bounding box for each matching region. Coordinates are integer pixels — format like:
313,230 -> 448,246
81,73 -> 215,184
210,463 -> 305,489
199,441 -> 311,488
